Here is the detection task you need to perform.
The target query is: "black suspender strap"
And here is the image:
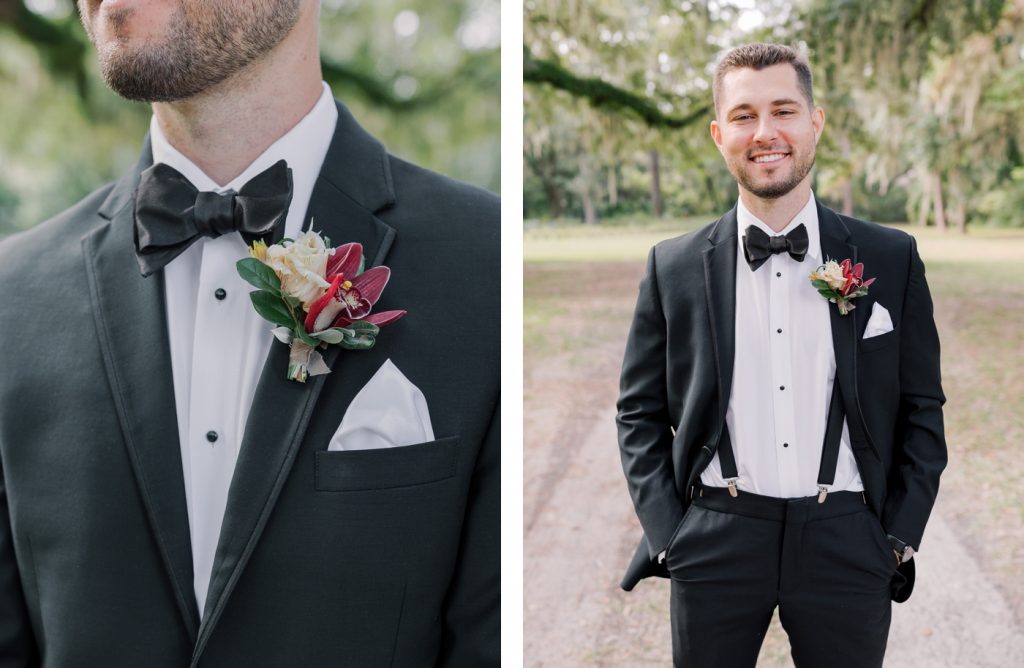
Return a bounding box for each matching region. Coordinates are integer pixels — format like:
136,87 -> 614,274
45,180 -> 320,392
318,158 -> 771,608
713,377 -> 847,503
717,423 -> 740,496
815,378 -> 845,503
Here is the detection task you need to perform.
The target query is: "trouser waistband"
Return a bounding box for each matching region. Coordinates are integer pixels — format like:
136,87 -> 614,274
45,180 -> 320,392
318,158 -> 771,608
690,484 -> 868,523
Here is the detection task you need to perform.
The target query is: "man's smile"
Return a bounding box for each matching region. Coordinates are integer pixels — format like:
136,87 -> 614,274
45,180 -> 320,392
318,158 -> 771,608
750,152 -> 790,165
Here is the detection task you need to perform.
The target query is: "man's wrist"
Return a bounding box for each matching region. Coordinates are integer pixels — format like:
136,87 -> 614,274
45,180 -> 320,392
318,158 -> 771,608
887,534 -> 915,563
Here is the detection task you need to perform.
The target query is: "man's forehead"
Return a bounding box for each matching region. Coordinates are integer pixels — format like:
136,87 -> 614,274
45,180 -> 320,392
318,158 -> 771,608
719,64 -> 803,107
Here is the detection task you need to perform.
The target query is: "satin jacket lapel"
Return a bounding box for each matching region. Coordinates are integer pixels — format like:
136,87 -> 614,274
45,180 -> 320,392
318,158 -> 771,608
817,202 -> 874,452
82,142 -> 201,640
194,102 -> 397,661
701,209 -> 738,452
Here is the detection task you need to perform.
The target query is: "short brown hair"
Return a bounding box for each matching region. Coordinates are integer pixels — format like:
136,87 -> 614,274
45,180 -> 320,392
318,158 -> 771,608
712,43 -> 814,114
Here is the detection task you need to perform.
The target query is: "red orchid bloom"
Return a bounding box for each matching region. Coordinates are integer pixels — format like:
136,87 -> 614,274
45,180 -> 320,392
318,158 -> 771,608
303,242 -> 406,334
838,258 -> 876,297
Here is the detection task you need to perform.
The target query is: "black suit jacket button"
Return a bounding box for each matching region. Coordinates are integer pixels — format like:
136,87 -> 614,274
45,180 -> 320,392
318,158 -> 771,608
206,431 -> 218,443
214,288 -> 227,300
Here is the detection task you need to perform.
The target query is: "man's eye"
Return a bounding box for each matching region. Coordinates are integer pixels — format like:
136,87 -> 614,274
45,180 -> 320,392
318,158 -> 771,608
733,114 -> 753,121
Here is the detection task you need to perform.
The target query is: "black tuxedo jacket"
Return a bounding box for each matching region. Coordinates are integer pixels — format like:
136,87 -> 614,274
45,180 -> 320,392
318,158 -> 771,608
617,202 -> 946,601
0,101 -> 499,666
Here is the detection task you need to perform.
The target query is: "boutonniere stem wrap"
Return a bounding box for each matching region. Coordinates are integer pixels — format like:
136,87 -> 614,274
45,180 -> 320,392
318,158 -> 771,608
236,230 -> 406,382
808,258 -> 876,316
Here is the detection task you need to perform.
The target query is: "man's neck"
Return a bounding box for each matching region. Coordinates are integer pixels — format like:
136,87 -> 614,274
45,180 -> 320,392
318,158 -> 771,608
738,183 -> 813,233
150,11 -> 322,187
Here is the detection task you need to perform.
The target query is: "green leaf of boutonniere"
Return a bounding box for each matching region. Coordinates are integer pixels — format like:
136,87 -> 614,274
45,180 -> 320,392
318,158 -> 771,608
339,335 -> 376,350
249,290 -> 293,327
294,325 -> 319,348
346,320 -> 380,337
338,320 -> 379,349
237,258 -> 282,294
310,327 -> 353,345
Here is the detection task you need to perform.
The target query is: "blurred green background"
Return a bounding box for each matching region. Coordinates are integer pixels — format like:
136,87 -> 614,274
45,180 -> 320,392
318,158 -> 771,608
0,0 -> 499,234
525,0 -> 1024,229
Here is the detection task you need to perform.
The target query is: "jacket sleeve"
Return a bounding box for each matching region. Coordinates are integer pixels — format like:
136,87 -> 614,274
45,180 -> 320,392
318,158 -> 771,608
882,236 -> 948,550
616,247 -> 684,560
0,458 -> 38,666
437,400 -> 499,667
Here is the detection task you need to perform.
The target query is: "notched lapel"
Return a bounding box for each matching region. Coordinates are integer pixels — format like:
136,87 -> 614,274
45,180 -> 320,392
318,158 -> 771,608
83,151 -> 200,641
194,103 -> 398,661
702,210 -> 738,450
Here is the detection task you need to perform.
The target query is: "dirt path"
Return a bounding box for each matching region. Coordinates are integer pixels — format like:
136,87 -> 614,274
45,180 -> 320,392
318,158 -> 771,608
524,408 -> 1024,667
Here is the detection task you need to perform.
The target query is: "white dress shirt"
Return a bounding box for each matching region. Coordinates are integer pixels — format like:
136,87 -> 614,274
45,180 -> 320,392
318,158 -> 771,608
700,193 -> 864,498
152,82 -> 338,616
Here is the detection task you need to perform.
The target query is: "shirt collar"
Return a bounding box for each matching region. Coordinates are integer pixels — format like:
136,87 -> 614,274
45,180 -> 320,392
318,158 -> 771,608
736,191 -> 821,263
149,81 -> 338,239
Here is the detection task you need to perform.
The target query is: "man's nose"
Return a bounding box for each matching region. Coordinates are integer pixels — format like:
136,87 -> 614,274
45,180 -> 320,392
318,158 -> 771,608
752,116 -> 779,143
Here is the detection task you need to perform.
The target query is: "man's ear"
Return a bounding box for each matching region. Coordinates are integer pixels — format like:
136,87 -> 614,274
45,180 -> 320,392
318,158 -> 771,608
710,119 -> 724,155
812,106 -> 825,145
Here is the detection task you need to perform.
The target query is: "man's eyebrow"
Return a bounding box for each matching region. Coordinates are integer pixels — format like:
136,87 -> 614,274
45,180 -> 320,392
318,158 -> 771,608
725,99 -> 803,117
724,103 -> 755,118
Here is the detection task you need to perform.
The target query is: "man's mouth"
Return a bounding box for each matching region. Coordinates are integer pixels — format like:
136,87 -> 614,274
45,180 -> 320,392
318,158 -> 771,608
750,153 -> 789,164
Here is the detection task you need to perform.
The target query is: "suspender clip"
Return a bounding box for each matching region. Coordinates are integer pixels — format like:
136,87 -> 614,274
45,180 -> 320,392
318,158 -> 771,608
817,485 -> 828,504
727,479 -> 739,498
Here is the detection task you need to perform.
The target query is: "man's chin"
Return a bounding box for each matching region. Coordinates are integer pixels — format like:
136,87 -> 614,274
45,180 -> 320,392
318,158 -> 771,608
737,174 -> 799,200
750,185 -> 795,200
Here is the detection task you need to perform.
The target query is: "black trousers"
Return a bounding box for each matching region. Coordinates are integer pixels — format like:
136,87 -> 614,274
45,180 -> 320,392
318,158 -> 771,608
666,487 -> 898,668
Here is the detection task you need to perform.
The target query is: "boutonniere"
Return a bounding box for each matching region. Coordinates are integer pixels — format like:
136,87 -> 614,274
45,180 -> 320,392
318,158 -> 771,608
236,230 -> 406,382
808,258 -> 876,316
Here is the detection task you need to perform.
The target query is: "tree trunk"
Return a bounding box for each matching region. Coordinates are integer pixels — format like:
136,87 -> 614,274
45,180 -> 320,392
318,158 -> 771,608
953,203 -> 966,234
916,178 -> 930,227
578,155 -> 599,225
842,180 -> 854,217
581,188 -> 598,225
607,166 -> 618,207
649,149 -> 664,218
839,134 -> 854,216
703,173 -> 721,213
949,171 -> 967,234
542,181 -> 564,219
930,172 -> 947,231
524,148 -> 564,220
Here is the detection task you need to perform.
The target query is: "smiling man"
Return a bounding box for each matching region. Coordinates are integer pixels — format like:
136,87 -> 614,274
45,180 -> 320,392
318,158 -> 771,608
0,1 -> 498,666
617,43 -> 946,667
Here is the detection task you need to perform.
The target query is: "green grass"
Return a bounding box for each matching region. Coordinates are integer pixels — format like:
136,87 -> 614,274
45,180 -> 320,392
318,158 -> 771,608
524,216 -> 709,262
525,216 -> 1024,264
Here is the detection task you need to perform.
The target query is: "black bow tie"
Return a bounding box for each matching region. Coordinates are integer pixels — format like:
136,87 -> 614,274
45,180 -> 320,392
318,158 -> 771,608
742,223 -> 809,271
133,159 -> 293,276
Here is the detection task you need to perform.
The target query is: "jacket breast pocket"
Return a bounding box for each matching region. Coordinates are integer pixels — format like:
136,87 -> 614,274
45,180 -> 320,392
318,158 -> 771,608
315,436 -> 459,492
859,324 -> 899,354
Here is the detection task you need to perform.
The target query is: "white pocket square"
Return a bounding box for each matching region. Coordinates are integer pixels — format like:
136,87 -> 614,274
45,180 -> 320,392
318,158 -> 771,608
328,359 -> 434,451
862,302 -> 894,339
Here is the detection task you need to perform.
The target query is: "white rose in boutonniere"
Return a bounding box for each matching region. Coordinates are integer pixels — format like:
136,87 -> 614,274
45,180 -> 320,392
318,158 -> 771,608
811,260 -> 848,292
260,230 -> 333,308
